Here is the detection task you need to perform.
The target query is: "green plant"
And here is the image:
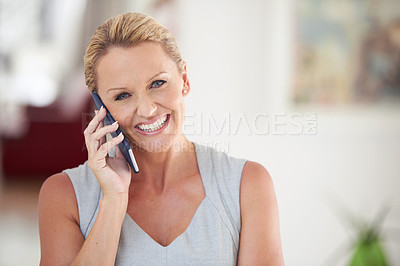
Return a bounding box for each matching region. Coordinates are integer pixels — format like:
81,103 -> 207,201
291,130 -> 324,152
348,207 -> 390,266
349,222 -> 389,266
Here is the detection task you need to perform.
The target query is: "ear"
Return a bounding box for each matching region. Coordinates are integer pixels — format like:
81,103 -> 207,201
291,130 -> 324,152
181,61 -> 190,96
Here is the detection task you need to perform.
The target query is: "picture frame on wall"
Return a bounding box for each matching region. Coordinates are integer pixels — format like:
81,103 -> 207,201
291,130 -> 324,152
293,0 -> 400,105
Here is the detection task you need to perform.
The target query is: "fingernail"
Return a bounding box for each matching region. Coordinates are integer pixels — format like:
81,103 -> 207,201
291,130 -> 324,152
112,121 -> 118,126
119,132 -> 124,139
99,106 -> 104,111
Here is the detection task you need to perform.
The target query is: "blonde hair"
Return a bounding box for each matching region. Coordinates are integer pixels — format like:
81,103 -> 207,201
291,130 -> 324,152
84,12 -> 183,92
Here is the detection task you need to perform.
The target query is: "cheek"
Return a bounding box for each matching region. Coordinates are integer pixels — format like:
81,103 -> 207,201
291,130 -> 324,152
112,105 -> 134,128
156,87 -> 183,110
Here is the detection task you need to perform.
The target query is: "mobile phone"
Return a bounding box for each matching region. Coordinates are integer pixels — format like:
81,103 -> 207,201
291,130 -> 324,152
91,91 -> 139,173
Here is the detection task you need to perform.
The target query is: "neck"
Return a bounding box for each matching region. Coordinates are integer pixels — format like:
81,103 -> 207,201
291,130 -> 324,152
130,135 -> 196,190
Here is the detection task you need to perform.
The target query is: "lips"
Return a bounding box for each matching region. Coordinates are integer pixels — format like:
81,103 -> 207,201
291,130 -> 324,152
134,114 -> 170,135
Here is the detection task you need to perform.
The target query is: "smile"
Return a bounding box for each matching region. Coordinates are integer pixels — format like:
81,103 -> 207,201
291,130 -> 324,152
135,114 -> 170,133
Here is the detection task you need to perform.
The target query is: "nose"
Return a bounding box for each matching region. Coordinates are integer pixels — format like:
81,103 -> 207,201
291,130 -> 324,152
136,92 -> 157,118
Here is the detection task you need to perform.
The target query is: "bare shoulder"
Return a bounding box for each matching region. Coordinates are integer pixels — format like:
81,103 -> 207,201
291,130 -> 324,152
240,161 -> 277,221
39,172 -> 78,222
240,161 -> 274,198
238,161 -> 285,265
241,161 -> 272,179
40,172 -> 73,194
39,172 -> 83,265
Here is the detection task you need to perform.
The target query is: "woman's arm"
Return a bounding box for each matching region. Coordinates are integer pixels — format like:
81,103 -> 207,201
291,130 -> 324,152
38,173 -> 128,266
237,161 -> 285,265
39,107 -> 131,265
38,173 -> 83,265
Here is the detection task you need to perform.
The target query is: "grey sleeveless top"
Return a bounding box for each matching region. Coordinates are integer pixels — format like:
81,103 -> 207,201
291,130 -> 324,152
63,142 -> 247,265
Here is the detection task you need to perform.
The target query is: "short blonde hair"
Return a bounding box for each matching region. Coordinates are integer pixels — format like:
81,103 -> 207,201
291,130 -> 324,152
84,12 -> 183,92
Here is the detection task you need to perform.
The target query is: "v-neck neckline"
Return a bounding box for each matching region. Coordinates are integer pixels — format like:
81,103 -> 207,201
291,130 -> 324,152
124,142 -> 209,248
125,197 -> 207,248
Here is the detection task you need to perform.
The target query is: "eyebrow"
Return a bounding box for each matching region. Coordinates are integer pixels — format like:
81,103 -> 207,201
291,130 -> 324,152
106,71 -> 167,94
146,71 -> 167,83
107,87 -> 126,93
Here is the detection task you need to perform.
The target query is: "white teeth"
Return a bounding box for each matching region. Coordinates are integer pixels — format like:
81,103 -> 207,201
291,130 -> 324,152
137,115 -> 168,132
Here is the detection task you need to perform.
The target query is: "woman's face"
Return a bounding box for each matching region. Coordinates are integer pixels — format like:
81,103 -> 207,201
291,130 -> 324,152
96,42 -> 189,152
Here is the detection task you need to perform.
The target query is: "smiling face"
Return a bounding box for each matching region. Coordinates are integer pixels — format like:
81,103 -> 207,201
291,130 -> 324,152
96,42 -> 190,152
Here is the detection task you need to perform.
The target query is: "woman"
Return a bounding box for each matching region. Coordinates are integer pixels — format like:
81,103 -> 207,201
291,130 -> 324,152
39,12 -> 284,265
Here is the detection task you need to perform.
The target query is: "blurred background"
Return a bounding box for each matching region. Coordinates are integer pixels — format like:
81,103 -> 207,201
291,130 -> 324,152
1,0 -> 399,265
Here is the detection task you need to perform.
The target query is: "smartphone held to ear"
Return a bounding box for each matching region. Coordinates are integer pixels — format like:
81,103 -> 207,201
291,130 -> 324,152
91,91 -> 139,173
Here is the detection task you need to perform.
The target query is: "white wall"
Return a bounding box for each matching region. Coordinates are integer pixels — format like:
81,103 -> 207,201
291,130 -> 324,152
173,0 -> 400,265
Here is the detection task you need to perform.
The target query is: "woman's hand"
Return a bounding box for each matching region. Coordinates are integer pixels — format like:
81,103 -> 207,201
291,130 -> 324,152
84,106 -> 132,198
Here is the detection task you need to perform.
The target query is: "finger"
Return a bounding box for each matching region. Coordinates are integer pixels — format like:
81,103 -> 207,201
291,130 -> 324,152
84,108 -> 108,155
115,145 -> 131,171
113,145 -> 130,173
92,132 -> 125,167
89,122 -> 119,155
91,121 -> 119,143
84,107 -> 105,151
95,119 -> 105,146
84,106 -> 106,135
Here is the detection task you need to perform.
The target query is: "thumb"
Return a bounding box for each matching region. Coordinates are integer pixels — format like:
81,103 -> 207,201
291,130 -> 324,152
115,145 -> 124,159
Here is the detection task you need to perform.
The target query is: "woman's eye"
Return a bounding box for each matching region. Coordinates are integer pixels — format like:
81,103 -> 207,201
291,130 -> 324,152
151,80 -> 166,89
114,92 -> 130,101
